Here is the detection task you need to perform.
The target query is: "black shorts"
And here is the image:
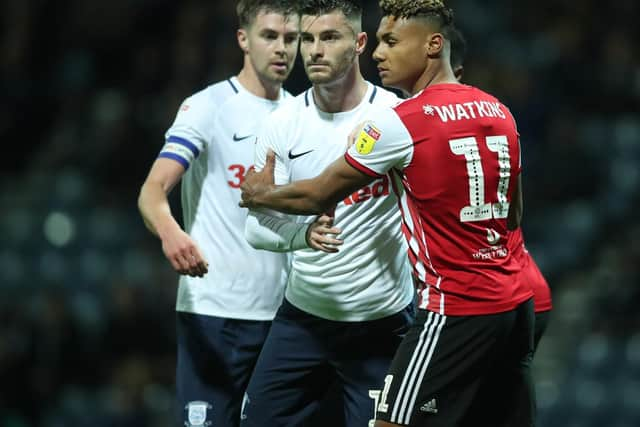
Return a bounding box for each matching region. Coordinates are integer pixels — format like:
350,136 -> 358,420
534,309 -> 551,352
375,299 -> 535,427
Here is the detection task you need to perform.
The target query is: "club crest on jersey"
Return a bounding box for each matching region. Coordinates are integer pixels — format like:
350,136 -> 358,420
185,401 -> 212,427
356,123 -> 381,155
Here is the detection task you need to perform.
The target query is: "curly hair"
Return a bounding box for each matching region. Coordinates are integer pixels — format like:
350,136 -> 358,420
298,0 -> 362,20
378,0 -> 454,25
237,0 -> 299,28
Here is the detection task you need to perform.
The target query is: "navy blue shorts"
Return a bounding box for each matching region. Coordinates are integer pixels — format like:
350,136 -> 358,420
176,311 -> 271,427
240,299 -> 414,427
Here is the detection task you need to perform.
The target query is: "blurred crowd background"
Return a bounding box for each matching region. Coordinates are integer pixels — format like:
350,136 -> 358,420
1,0 -> 639,426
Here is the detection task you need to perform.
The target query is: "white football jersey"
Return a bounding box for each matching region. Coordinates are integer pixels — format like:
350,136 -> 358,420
252,83 -> 414,321
160,77 -> 291,320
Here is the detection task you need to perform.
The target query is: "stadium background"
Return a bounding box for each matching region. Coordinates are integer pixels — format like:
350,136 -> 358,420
1,0 -> 639,425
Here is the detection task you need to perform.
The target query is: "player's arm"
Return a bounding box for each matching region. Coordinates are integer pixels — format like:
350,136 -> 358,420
507,171 -> 523,230
138,158 -> 208,277
240,150 -> 374,215
244,114 -> 345,251
245,211 -> 343,253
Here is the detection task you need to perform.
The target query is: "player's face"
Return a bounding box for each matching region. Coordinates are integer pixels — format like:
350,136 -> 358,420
373,16 -> 430,94
243,11 -> 300,83
299,12 -> 361,84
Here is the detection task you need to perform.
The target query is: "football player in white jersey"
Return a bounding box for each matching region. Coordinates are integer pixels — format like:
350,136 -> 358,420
136,2 -> 300,426
239,1 -> 415,426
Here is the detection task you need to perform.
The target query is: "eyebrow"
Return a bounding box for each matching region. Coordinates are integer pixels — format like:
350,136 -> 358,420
301,29 -> 342,37
259,28 -> 299,36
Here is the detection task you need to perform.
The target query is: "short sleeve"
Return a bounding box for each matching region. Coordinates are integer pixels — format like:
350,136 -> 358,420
345,106 -> 414,176
160,93 -> 215,169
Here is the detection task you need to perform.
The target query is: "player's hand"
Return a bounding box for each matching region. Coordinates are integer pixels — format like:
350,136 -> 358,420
346,121 -> 369,150
306,214 -> 343,253
240,149 -> 276,208
161,228 -> 209,277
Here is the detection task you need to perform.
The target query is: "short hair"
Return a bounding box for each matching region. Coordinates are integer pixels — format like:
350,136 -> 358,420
449,26 -> 466,69
379,0 -> 454,35
237,0 -> 299,28
299,0 -> 363,21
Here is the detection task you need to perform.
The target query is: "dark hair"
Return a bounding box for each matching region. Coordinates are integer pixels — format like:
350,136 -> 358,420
449,26 -> 466,69
237,0 -> 299,28
299,0 -> 362,20
379,0 -> 454,34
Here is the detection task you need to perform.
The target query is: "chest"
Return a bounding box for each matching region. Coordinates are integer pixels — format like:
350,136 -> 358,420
285,110 -> 371,182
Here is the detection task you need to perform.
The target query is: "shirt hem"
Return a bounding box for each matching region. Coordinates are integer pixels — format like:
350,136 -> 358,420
423,291 -> 534,316
175,306 -> 278,321
285,292 -> 414,322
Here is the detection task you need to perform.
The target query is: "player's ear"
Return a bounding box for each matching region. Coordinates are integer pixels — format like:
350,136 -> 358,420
426,33 -> 444,58
355,31 -> 367,55
237,28 -> 249,54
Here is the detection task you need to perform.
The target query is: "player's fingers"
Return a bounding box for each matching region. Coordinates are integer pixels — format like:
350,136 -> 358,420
184,256 -> 200,277
191,250 -> 209,277
174,254 -> 190,275
238,186 -> 252,208
195,259 -> 208,276
316,214 -> 334,226
317,235 -> 343,246
315,225 -> 342,236
265,150 -> 276,175
309,230 -> 343,246
308,239 -> 340,253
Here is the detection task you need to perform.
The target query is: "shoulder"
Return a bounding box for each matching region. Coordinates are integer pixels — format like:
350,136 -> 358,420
180,79 -> 239,114
390,90 -> 426,119
370,85 -> 402,107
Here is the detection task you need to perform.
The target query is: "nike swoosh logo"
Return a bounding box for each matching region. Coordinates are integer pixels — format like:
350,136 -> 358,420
288,149 -> 314,160
233,133 -> 253,142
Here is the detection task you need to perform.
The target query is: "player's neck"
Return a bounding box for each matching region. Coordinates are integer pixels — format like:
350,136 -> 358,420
236,64 -> 282,101
311,65 -> 368,113
410,62 -> 459,96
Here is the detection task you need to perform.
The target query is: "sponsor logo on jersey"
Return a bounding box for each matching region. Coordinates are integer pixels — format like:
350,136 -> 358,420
472,245 -> 508,260
420,398 -> 438,414
185,401 -> 212,426
288,149 -> 314,159
233,133 -> 253,142
356,123 -> 381,155
486,228 -> 501,244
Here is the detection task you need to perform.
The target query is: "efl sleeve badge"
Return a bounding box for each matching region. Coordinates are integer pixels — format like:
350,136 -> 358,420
356,123 -> 382,155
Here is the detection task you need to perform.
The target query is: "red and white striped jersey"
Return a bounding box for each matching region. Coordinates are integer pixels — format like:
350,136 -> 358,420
346,83 -> 532,315
508,229 -> 553,313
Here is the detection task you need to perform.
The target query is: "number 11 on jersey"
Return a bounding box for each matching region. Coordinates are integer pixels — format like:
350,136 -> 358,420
449,135 -> 512,223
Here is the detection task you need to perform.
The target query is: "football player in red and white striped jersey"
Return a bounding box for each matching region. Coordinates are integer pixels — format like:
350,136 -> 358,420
239,1 -> 537,426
